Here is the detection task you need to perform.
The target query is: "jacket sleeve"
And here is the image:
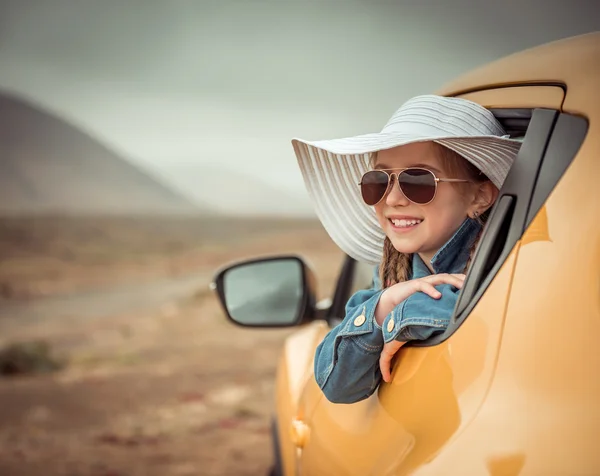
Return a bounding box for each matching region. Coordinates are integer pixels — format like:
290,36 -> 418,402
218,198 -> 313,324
382,283 -> 459,343
313,268 -> 387,404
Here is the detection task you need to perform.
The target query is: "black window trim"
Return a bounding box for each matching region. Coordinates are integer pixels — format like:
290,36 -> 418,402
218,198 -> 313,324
414,108 -> 588,347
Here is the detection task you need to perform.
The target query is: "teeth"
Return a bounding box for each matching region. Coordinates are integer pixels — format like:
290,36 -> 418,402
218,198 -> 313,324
391,219 -> 422,227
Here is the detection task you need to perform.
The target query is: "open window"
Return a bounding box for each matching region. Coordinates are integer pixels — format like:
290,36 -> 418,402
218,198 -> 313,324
414,107 -> 589,346
326,256 -> 374,326
324,104 -> 588,335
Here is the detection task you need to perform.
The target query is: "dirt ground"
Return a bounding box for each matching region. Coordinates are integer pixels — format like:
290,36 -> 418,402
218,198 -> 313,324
0,216 -> 343,476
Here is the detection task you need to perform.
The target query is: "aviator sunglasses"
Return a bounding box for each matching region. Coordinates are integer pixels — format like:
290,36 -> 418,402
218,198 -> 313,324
359,168 -> 470,206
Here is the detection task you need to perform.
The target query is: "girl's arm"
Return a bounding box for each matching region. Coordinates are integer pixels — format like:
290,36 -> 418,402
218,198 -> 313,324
382,283 -> 460,343
377,283 -> 461,382
314,268 -> 387,404
315,273 -> 466,403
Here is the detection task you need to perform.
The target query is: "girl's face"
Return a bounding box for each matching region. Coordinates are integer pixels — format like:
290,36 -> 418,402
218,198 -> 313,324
373,142 -> 496,266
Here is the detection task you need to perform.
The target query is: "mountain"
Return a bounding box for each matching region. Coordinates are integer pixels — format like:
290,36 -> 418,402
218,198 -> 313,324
0,93 -> 202,215
153,165 -> 315,217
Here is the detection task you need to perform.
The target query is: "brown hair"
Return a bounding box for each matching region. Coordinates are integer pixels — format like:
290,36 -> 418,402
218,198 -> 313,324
376,144 -> 490,288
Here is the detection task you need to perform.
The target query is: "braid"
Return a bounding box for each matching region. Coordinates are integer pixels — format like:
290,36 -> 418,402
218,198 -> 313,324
379,237 -> 395,288
394,251 -> 411,285
380,237 -> 412,288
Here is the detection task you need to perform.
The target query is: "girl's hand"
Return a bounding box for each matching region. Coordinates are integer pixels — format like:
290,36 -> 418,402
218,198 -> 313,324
380,340 -> 406,382
375,273 -> 466,326
376,273 -> 466,382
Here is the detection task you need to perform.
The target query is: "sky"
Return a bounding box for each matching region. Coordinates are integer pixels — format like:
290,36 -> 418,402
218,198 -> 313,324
0,0 -> 598,214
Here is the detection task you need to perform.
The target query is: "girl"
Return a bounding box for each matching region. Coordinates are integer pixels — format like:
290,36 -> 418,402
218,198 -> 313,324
291,95 -> 522,404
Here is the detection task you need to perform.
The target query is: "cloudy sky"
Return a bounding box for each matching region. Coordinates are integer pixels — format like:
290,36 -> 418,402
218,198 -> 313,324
0,0 -> 598,213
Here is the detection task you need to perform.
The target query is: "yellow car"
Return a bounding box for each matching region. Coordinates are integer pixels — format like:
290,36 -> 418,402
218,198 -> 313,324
212,32 -> 600,475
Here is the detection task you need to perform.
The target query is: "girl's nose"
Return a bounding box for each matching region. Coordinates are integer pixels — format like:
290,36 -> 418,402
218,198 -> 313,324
385,175 -> 410,206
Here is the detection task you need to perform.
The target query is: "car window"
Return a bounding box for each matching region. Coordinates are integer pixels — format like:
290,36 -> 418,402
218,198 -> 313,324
351,260 -> 375,294
326,257 -> 374,325
323,107 -> 588,335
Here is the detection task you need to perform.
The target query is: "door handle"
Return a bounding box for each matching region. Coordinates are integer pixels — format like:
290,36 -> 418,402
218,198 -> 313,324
290,418 -> 310,448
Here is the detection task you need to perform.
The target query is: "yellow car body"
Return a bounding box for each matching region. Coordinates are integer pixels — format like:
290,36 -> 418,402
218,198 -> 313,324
214,32 -> 600,475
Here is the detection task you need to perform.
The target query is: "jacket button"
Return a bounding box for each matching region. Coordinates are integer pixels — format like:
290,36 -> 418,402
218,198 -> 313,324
353,315 -> 366,326
387,318 -> 395,333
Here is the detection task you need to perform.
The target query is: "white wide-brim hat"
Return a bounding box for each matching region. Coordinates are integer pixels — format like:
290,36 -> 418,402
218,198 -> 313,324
292,94 -> 522,265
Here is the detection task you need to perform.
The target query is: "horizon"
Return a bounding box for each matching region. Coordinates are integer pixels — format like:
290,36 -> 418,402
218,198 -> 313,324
1,1 -> 599,215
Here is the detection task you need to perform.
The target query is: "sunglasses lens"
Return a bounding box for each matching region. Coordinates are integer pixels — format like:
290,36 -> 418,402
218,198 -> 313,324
398,169 -> 436,204
361,171 -> 389,205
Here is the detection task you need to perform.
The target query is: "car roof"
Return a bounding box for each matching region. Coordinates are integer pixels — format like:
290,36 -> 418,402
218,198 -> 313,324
438,32 -> 600,99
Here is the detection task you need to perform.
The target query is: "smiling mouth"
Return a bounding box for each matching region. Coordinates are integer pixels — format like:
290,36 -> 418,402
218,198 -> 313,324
389,218 -> 423,228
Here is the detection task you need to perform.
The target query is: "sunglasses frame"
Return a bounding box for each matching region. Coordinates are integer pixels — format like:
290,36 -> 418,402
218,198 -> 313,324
358,167 -> 470,206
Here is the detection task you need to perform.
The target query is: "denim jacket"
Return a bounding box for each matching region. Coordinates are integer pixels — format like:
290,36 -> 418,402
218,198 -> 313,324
314,218 -> 481,404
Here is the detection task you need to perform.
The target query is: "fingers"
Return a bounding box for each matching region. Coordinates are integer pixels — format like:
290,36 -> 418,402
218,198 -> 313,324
410,273 -> 466,299
424,273 -> 466,289
379,350 -> 393,383
379,341 -> 404,383
416,281 -> 443,299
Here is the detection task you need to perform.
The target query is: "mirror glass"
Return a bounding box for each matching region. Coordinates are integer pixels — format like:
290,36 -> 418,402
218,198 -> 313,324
222,258 -> 304,326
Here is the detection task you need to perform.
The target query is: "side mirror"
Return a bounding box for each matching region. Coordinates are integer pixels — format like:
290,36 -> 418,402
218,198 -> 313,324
211,255 -> 318,328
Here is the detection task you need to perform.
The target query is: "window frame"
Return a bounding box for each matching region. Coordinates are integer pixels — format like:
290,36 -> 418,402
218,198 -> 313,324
415,108 -> 589,347
322,108 -> 589,339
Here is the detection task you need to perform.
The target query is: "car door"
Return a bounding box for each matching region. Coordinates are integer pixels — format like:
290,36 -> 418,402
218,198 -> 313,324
291,82 -> 589,476
410,92 -> 596,474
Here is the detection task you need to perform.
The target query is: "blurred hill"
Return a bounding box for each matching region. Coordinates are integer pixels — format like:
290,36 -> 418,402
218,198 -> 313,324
154,165 -> 315,217
0,93 -> 202,215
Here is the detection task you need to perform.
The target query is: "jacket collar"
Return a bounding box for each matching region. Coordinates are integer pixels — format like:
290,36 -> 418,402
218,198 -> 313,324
412,218 -> 482,278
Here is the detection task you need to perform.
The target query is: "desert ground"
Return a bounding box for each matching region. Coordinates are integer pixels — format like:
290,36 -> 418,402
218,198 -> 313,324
0,215 -> 343,476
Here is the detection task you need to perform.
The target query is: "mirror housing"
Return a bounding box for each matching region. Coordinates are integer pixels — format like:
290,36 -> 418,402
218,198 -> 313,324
211,255 -> 319,328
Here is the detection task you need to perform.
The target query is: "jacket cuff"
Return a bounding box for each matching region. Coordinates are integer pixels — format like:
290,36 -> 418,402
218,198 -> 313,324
382,301 -> 406,343
382,295 -> 453,343
336,290 -> 385,352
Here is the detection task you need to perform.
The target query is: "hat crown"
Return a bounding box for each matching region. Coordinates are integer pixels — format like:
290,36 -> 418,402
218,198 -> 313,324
382,95 -> 506,137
